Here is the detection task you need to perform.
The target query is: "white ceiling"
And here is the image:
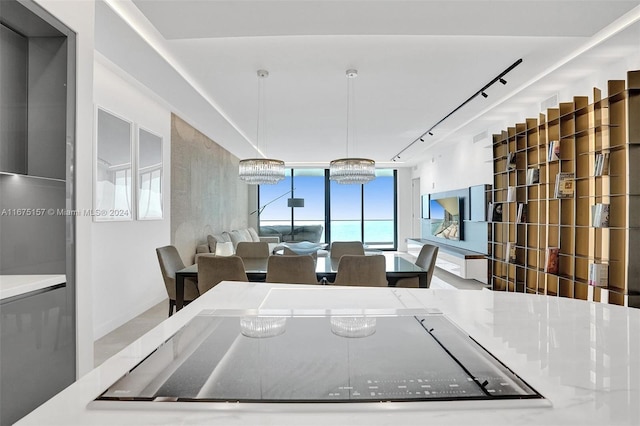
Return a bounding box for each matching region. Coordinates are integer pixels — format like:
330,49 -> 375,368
97,0 -> 640,167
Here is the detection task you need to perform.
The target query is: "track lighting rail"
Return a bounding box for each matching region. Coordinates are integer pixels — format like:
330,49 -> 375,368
391,58 -> 523,162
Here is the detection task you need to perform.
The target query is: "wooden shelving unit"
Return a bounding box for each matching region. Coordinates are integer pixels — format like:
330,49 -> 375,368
488,70 -> 640,308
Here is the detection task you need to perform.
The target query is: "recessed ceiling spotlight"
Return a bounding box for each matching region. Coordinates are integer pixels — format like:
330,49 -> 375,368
481,91 -> 488,98
420,138 -> 424,142
499,78 -> 507,85
428,132 -> 434,136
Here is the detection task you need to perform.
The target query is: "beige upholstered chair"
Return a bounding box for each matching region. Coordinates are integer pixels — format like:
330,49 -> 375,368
396,244 -> 439,288
329,241 -> 365,260
266,255 -> 319,284
235,241 -> 270,259
156,245 -> 200,317
197,255 -> 248,294
333,255 -> 388,287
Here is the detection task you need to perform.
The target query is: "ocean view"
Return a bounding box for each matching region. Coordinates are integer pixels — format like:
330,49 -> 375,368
260,220 -> 395,246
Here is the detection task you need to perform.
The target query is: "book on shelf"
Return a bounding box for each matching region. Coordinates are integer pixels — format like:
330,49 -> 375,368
594,152 -> 610,176
548,140 -> 560,161
591,203 -> 610,228
544,247 -> 559,274
526,167 -> 540,185
505,242 -> 516,263
516,203 -> 527,223
588,263 -> 609,287
601,153 -> 610,176
488,202 -> 503,222
507,186 -> 516,202
554,172 -> 575,198
506,152 -> 517,171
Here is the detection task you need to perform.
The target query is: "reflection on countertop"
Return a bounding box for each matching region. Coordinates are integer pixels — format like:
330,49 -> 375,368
0,275 -> 66,301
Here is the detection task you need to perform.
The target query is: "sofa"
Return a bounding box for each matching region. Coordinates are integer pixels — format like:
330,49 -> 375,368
196,227 -> 280,257
259,225 -> 323,243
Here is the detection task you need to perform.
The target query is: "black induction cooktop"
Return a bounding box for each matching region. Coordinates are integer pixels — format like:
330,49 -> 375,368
96,309 -> 545,405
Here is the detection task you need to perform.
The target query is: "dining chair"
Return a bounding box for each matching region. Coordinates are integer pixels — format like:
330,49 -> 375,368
329,241 -> 365,260
197,255 -> 248,294
235,241 -> 270,259
266,255 -> 319,284
396,244 -> 439,288
333,254 -> 387,287
156,245 -> 200,317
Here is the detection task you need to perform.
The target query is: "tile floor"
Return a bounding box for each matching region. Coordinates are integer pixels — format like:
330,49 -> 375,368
93,301 -> 168,367
93,260 -> 487,367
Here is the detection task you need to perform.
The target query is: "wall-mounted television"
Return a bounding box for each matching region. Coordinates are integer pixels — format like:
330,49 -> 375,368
429,197 -> 463,240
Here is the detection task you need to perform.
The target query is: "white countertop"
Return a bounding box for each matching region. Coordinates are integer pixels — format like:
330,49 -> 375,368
0,275 -> 66,301
17,282 -> 640,425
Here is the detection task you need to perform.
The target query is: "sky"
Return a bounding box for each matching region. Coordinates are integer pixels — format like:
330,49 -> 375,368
259,170 -> 394,222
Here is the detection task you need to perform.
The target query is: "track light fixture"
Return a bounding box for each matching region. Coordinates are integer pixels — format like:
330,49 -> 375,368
390,58 -> 523,162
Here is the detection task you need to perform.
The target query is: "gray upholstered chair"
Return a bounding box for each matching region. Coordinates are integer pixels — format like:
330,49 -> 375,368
266,255 -> 319,284
396,244 -> 439,288
329,241 -> 365,260
197,255 -> 248,294
235,241 -> 270,259
333,255 -> 387,287
156,245 -> 200,317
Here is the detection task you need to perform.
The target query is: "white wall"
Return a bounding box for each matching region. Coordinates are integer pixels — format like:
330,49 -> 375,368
396,167 -> 413,251
91,57 -> 171,339
415,138 -> 493,195
34,0 -> 95,376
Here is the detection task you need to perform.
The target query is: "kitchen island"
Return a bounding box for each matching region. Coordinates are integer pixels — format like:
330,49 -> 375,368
17,282 -> 640,425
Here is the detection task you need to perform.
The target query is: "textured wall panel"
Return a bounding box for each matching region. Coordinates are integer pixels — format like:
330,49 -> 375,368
171,114 -> 248,263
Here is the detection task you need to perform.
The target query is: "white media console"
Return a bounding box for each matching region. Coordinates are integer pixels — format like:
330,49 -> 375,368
407,239 -> 488,284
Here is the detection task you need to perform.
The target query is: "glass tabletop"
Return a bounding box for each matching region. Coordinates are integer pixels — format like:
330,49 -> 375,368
180,253 -> 424,275
316,253 -> 424,274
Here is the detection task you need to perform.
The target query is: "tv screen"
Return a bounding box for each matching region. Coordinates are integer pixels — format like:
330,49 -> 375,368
429,197 -> 463,240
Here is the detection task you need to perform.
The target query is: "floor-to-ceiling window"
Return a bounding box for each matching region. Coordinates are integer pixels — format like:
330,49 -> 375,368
256,169 -> 292,233
292,169 -> 326,242
258,169 -> 397,249
363,169 -> 396,249
329,176 -> 363,242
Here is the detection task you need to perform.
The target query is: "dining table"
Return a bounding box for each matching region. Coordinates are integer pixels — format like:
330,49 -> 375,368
174,252 -> 427,311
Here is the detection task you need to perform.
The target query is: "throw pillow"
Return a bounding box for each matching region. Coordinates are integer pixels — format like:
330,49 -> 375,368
228,230 -> 243,248
215,242 -> 234,256
207,235 -> 217,253
247,227 -> 260,242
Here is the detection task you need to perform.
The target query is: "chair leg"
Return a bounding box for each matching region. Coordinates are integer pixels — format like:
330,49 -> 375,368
168,300 -> 175,317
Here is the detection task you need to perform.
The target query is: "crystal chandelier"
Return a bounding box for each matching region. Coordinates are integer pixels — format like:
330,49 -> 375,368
238,158 -> 285,184
239,70 -> 285,185
329,69 -> 375,184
